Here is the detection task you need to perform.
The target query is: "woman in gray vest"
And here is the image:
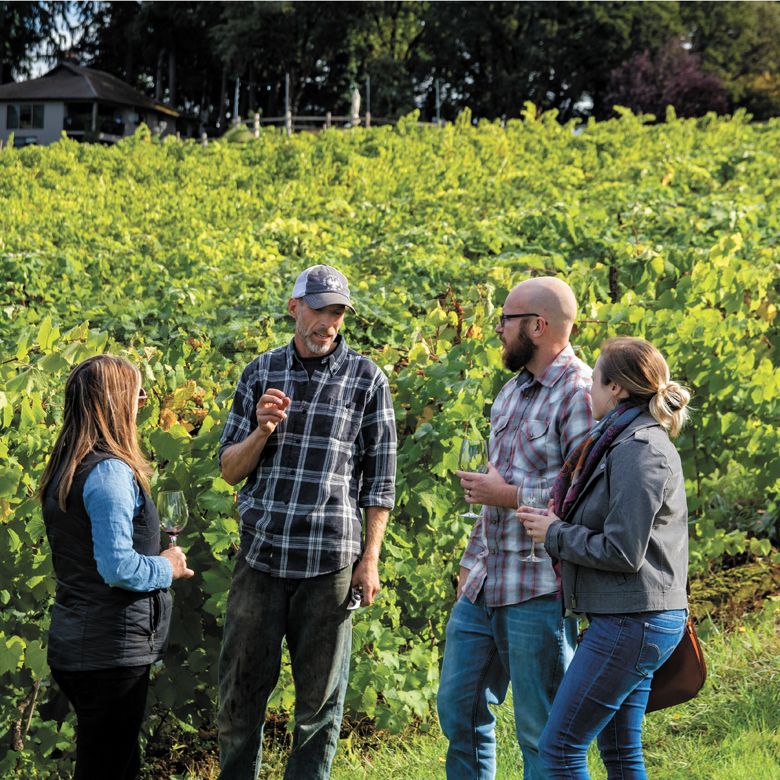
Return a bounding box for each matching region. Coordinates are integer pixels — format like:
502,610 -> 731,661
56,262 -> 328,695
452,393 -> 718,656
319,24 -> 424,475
40,355 -> 193,780
519,337 -> 691,779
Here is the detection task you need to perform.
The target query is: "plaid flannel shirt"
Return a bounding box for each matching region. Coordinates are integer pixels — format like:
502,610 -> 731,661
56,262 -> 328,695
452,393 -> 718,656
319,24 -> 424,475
460,344 -> 593,606
219,336 -> 396,579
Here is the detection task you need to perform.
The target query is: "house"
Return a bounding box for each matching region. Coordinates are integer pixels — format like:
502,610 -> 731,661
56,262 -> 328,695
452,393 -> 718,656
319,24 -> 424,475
0,62 -> 191,147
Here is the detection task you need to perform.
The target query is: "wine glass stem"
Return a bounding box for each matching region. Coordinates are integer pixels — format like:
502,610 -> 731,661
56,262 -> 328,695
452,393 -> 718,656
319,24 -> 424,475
169,534 -> 177,546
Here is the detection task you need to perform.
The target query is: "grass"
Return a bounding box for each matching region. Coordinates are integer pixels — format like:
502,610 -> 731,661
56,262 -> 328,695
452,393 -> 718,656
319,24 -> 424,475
167,599 -> 780,779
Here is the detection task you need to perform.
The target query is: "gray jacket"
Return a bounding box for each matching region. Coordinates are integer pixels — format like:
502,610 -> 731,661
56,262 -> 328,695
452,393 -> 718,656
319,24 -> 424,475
545,412 -> 689,614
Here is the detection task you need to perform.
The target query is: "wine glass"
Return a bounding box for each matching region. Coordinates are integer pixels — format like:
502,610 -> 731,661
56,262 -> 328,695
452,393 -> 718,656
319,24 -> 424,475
157,490 -> 189,546
521,477 -> 549,563
458,437 -> 488,519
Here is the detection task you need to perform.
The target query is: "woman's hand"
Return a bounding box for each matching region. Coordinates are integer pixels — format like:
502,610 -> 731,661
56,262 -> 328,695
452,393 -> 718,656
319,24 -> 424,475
161,546 -> 195,580
517,500 -> 560,543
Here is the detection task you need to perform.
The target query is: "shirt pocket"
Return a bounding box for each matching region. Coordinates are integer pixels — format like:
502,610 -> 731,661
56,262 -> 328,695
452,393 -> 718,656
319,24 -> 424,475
316,395 -> 362,443
518,418 -> 550,471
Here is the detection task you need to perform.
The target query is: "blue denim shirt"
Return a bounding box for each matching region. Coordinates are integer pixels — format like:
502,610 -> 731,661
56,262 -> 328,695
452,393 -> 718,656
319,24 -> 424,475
83,459 -> 173,591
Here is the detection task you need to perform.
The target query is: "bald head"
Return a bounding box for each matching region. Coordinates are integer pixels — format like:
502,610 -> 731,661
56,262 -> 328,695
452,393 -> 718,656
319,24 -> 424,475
506,277 -> 577,341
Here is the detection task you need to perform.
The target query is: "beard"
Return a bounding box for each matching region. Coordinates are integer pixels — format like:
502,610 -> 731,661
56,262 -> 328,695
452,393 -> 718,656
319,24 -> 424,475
297,323 -> 336,356
502,325 -> 536,371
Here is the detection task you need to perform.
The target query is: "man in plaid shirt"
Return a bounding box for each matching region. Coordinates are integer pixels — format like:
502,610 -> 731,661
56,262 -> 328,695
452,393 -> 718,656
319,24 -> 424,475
437,277 -> 593,780
216,265 -> 396,780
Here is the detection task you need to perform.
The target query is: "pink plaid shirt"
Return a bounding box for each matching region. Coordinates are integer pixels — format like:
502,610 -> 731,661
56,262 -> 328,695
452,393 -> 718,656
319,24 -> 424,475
460,344 -> 593,607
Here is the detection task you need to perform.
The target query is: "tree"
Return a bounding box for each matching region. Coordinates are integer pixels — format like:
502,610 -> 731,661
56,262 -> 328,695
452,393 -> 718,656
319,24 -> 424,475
70,2 -> 225,123
411,2 -> 683,122
681,1 -> 780,119
0,1 -> 64,84
211,2 -> 368,119
606,38 -> 729,118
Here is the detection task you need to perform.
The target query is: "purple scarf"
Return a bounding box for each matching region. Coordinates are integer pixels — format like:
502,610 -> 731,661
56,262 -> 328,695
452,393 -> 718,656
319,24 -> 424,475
551,402 -> 642,522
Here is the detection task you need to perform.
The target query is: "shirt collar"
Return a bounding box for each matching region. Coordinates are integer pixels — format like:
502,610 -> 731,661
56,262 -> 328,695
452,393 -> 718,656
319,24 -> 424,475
515,343 -> 577,389
286,334 -> 347,375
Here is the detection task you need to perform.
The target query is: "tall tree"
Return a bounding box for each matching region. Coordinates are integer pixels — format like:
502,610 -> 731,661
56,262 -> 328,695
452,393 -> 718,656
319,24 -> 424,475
606,38 -> 729,118
0,1 -> 63,84
70,2 -> 225,121
413,2 -> 683,121
211,2 -> 364,118
681,1 -> 780,119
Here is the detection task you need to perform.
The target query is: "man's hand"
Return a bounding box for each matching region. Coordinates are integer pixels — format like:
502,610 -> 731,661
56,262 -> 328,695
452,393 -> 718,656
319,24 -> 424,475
161,546 -> 195,580
255,388 -> 291,437
455,463 -> 516,508
456,565 -> 471,599
220,388 -> 292,485
351,556 -> 380,605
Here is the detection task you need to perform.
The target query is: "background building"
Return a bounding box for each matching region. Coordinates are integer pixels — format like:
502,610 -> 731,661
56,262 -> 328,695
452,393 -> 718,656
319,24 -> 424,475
0,62 -> 185,146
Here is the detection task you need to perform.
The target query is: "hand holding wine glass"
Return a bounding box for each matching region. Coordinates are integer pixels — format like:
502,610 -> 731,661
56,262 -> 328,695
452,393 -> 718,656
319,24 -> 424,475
457,437 -> 488,519
157,490 -> 194,579
520,477 -> 549,563
158,490 -> 189,545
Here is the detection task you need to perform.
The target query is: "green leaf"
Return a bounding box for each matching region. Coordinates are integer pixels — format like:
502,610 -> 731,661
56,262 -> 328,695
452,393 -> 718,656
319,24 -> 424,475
0,464 -> 23,496
0,635 -> 25,675
24,639 -> 48,680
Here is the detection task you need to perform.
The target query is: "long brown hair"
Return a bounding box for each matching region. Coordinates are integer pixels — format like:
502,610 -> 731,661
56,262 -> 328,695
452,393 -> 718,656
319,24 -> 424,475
39,355 -> 152,509
598,337 -> 691,437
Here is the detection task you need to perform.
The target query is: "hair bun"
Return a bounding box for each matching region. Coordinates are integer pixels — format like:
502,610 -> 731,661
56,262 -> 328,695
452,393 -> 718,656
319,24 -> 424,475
658,381 -> 689,412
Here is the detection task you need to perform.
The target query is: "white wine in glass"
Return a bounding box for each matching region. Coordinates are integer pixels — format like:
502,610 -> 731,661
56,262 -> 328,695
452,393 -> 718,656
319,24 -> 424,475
157,490 -> 189,546
458,437 -> 488,520
521,477 -> 549,563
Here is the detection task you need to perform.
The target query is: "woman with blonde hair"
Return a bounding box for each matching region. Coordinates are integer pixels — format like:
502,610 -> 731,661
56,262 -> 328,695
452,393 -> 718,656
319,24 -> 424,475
518,337 -> 691,779
40,354 -> 193,780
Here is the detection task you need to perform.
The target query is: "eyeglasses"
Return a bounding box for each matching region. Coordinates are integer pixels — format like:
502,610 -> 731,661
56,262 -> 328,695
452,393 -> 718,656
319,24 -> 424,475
498,312 -> 545,328
137,388 -> 148,408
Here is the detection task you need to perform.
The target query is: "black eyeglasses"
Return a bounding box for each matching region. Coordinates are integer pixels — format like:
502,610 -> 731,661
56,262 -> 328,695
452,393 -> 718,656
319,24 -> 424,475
137,388 -> 148,408
498,312 -> 545,328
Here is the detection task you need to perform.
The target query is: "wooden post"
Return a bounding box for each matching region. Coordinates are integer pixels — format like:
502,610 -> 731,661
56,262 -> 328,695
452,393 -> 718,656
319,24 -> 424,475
201,132 -> 208,147
254,112 -> 260,138
233,77 -> 240,126
284,73 -> 291,136
325,111 -> 332,129
92,102 -> 98,132
365,76 -> 371,128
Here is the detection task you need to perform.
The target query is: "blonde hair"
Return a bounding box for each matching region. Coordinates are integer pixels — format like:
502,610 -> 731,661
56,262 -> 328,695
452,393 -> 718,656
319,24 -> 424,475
598,337 -> 691,437
39,355 -> 152,509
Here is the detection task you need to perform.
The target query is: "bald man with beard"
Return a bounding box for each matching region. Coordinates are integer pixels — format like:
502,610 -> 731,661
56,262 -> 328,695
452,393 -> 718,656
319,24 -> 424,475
438,277 -> 594,780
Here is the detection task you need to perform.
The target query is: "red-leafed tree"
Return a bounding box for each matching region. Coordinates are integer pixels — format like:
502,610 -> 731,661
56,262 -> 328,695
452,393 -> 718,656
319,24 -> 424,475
606,38 -> 729,118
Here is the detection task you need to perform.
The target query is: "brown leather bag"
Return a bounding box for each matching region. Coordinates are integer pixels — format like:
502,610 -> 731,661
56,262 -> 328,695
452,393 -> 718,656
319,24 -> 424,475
646,617 -> 707,712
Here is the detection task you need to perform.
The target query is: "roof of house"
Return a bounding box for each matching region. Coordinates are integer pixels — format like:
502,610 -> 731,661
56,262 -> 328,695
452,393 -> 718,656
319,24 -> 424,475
0,62 -> 179,117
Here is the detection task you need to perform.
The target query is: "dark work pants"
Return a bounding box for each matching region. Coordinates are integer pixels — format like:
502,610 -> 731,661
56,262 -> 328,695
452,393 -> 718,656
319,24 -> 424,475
50,664 -> 151,780
217,552 -> 353,780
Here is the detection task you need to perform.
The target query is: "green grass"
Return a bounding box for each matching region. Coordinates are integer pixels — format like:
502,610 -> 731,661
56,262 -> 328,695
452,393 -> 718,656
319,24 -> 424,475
176,599 -> 780,779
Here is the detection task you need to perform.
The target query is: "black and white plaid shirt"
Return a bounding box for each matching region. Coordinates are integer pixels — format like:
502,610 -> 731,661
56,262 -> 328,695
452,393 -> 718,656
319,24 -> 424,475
219,336 -> 397,579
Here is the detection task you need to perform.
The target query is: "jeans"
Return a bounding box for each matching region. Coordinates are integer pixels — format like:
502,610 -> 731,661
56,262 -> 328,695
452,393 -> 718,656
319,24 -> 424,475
539,609 -> 688,779
217,553 -> 353,780
437,592 -> 578,780
50,664 -> 150,780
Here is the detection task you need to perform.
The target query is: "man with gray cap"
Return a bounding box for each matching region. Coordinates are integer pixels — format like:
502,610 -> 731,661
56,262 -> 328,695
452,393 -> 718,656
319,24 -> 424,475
217,265 -> 397,780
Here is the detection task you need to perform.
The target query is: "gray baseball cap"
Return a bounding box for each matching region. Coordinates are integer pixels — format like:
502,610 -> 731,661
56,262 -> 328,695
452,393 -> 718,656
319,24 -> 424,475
291,265 -> 355,312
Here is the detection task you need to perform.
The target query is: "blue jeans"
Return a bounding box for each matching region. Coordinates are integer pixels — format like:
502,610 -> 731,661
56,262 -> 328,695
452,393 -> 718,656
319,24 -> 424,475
217,553 -> 353,780
539,610 -> 687,779
437,592 -> 578,779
